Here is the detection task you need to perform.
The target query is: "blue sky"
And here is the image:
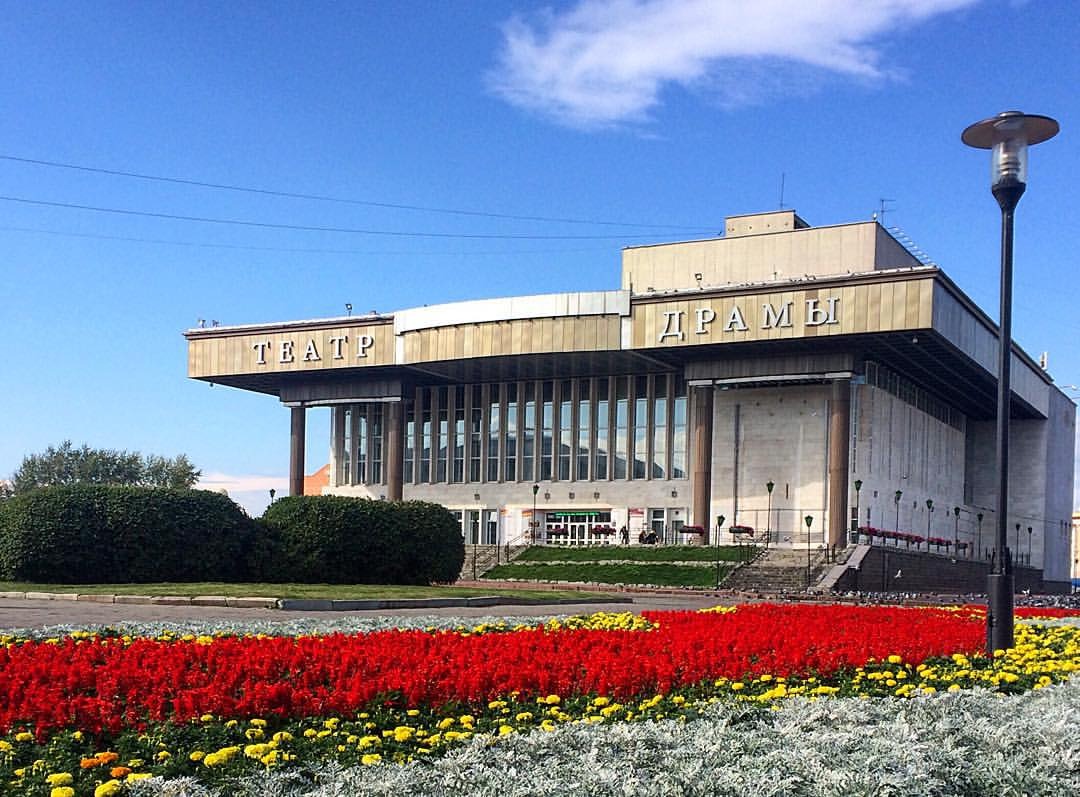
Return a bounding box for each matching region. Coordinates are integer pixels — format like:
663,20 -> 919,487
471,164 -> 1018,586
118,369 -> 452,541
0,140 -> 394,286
2,0 -> 1077,515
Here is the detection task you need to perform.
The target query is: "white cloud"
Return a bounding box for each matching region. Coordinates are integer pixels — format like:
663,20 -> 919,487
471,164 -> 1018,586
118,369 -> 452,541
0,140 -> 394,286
196,472 -> 287,495
489,0 -> 978,128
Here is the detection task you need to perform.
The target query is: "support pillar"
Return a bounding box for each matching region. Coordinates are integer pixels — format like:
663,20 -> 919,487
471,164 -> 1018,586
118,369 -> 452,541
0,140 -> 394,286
691,385 -> 714,542
827,379 -> 851,548
289,406 -> 306,497
385,400 -> 404,501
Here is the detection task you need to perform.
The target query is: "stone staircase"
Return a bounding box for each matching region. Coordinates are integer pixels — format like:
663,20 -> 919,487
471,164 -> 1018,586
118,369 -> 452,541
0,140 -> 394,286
721,546 -> 832,593
458,545 -> 528,581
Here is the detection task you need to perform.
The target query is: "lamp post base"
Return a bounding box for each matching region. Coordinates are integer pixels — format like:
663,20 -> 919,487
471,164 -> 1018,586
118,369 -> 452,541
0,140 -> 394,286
986,571 -> 1014,654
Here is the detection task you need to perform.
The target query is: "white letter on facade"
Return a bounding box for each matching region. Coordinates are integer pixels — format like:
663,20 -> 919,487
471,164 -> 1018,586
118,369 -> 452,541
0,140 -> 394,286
659,311 -> 685,342
303,339 -> 321,362
761,301 -> 793,328
357,334 -> 375,358
253,341 -> 270,365
806,297 -> 840,326
328,335 -> 348,360
279,340 -> 295,363
694,307 -> 716,335
724,305 -> 749,332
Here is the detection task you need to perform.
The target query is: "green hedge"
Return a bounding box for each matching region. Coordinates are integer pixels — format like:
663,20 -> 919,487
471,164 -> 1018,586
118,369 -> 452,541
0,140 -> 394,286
0,486 -> 259,583
258,496 -> 464,585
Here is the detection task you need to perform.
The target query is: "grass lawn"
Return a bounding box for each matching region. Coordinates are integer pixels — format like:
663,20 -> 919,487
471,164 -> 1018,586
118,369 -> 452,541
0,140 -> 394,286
482,562 -> 731,588
0,581 -> 608,601
516,545 -> 747,563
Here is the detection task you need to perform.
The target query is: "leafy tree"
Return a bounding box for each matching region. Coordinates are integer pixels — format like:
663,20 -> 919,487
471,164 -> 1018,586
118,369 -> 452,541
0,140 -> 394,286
10,441 -> 201,493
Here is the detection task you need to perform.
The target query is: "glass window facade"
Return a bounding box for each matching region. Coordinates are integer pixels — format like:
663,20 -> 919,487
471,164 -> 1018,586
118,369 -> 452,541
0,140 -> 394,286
331,374 -> 687,488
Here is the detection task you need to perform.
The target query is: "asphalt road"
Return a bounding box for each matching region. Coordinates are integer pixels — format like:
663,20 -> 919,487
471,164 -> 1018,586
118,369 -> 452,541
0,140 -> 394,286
0,592 -> 727,630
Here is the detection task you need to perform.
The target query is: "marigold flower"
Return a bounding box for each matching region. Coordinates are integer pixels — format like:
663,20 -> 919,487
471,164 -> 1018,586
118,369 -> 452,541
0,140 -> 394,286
47,773 -> 74,786
51,788 -> 76,797
94,780 -> 122,797
110,766 -> 132,778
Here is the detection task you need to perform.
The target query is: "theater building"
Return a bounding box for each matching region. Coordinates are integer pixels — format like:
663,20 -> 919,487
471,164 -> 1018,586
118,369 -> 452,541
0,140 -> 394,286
185,210 -> 1076,590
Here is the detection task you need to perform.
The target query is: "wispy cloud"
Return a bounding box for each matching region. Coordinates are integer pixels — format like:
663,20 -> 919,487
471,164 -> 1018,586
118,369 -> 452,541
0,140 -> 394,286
489,0 -> 978,129
196,472 -> 287,494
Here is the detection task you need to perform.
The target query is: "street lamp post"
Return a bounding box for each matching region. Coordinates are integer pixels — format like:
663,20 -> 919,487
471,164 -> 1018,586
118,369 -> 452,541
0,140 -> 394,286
853,479 -> 863,542
894,490 -> 903,543
953,506 -> 961,555
925,499 -> 934,550
765,481 -> 775,549
268,488 -> 276,505
976,512 -> 984,560
804,515 -> 813,591
531,484 -> 539,545
1027,526 -> 1033,566
963,110 -> 1059,655
714,514 -> 726,588
1015,522 -> 1021,563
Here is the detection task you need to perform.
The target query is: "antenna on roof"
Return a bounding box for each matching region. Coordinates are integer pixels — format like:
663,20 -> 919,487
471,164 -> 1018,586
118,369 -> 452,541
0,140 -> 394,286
778,173 -> 786,209
874,198 -> 895,225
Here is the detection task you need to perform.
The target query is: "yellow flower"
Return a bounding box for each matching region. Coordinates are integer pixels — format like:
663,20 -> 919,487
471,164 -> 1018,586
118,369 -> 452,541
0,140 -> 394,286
361,753 -> 382,766
94,781 -> 122,797
887,655 -> 903,665
250,718 -> 267,728
14,732 -> 34,743
46,773 -> 74,786
127,773 -> 152,782
51,788 -> 76,797
189,751 -> 206,762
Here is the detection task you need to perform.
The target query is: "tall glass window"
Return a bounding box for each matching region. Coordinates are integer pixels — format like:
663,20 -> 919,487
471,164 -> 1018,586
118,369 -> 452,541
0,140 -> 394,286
541,381 -> 554,480
614,377 -> 628,479
672,379 -> 687,479
420,390 -> 432,483
487,385 -> 501,482
522,382 -> 535,482
505,383 -> 518,482
403,401 -> 414,484
436,386 -> 448,483
559,380 -> 573,480
595,378 -> 609,480
469,385 -> 483,482
652,375 -> 667,478
356,407 -> 368,484
576,379 -> 591,480
633,376 -> 648,479
453,386 -> 465,483
369,405 -> 383,484
342,408 -> 352,485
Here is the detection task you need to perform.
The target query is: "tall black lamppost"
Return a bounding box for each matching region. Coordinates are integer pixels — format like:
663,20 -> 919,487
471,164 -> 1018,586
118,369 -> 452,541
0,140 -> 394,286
268,488 -> 276,504
925,499 -> 934,549
765,481 -> 775,548
804,515 -> 813,590
953,506 -> 961,554
1015,522 -> 1021,562
963,110 -> 1059,654
894,490 -> 903,541
1026,526 -> 1033,566
976,512 -> 984,559
714,514 -> 726,588
853,479 -> 863,541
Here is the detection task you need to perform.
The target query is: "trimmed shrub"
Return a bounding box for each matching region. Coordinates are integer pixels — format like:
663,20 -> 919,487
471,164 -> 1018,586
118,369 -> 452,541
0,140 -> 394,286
0,486 -> 258,583
259,496 -> 464,585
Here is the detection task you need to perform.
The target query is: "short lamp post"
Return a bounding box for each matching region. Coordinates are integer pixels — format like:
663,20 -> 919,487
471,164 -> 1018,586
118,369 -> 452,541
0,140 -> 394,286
804,515 -> 813,591
765,480 -> 775,548
714,514 -> 726,588
925,499 -> 934,549
953,506 -> 961,555
531,484 -> 539,545
963,110 -> 1059,655
853,479 -> 863,540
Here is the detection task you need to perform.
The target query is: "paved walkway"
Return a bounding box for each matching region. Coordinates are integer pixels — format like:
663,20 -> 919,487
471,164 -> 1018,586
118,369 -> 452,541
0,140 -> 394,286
0,591 -> 727,630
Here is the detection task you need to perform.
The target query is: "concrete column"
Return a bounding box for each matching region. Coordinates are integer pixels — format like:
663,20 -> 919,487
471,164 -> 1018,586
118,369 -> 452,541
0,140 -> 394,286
691,385 -> 714,540
289,406 -> 306,497
827,379 -> 851,548
385,400 -> 404,501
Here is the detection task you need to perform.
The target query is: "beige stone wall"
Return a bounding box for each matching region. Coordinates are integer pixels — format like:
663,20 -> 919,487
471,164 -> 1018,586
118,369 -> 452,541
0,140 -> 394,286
401,315 -> 621,363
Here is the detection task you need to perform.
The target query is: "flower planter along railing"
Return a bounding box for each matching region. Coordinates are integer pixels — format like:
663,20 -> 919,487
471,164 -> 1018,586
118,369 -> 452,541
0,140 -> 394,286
856,526 -> 958,554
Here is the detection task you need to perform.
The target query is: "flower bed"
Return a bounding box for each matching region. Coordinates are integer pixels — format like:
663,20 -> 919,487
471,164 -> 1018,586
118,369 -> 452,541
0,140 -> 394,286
0,605 -> 1077,796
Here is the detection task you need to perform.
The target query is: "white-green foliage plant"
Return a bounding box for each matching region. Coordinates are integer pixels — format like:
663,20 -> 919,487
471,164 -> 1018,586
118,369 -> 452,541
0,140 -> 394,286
124,682 -> 1079,797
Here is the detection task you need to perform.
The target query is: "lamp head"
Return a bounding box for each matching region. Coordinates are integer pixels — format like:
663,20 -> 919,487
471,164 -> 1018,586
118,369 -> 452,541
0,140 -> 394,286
532,483 -> 539,496
953,506 -> 961,517
804,515 -> 813,528
926,498 -> 934,510
962,111 -> 1059,191
894,490 -> 902,503
766,480 -> 775,493
853,479 -> 862,492
717,514 -> 726,528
